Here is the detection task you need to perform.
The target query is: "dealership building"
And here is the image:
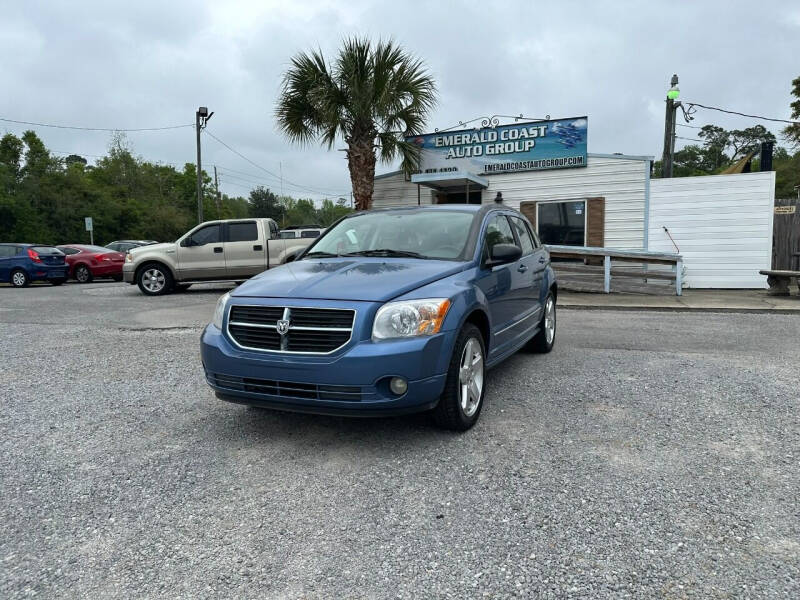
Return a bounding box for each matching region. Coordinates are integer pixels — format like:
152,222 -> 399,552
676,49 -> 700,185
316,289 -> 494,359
372,117 -> 775,289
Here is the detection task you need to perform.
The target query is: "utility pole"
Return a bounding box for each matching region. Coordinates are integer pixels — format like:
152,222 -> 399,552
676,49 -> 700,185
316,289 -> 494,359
661,74 -> 680,178
195,106 -> 214,223
213,165 -> 221,213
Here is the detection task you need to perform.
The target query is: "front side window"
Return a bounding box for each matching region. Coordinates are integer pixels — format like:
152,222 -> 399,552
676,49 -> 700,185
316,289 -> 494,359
0,245 -> 15,258
305,210 -> 475,260
510,217 -> 535,255
227,221 -> 258,242
483,215 -> 515,260
189,224 -> 221,246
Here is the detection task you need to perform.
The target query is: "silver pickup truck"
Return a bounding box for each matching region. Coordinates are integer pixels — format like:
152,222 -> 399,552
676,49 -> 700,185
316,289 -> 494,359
123,218 -> 311,295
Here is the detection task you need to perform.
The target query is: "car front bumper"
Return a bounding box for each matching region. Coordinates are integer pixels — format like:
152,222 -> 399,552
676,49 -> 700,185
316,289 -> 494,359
200,323 -> 455,416
123,264 -> 135,283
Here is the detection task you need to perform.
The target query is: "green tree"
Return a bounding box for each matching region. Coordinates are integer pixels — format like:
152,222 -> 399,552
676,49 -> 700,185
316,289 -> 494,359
728,125 -> 776,160
783,75 -> 800,149
276,37 -> 437,210
248,186 -> 285,221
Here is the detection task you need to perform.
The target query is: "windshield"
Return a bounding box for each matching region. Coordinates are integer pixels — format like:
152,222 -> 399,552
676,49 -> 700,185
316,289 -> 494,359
305,210 -> 475,261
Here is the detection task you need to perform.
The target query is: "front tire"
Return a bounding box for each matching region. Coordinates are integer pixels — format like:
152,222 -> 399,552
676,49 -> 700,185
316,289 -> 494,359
10,269 -> 30,288
136,263 -> 174,296
527,291 -> 556,353
432,324 -> 486,431
74,264 -> 93,283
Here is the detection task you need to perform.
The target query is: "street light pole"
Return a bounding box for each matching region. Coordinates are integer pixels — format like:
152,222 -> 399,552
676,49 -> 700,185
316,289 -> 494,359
661,74 -> 680,178
195,106 -> 214,224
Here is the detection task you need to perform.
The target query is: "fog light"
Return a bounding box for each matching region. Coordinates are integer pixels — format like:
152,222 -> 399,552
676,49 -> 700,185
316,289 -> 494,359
389,377 -> 408,396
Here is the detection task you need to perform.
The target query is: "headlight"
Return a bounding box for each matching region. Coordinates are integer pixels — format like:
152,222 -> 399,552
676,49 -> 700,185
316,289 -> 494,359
125,253 -> 133,262
212,292 -> 230,329
372,298 -> 451,341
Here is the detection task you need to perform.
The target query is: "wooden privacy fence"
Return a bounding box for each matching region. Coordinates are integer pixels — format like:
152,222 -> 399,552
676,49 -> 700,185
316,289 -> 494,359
773,199 -> 800,270
545,245 -> 684,296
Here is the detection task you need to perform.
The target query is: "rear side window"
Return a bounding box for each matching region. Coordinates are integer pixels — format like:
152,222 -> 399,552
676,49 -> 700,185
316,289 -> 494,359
510,217 -> 535,255
300,230 -> 320,238
227,221 -> 258,242
58,247 -> 81,255
32,246 -> 64,255
0,245 -> 16,258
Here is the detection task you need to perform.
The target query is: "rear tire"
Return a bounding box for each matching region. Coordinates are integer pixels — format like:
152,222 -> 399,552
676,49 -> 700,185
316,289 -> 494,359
75,264 -> 93,283
527,291 -> 556,353
136,263 -> 174,296
10,269 -> 30,288
432,323 -> 486,431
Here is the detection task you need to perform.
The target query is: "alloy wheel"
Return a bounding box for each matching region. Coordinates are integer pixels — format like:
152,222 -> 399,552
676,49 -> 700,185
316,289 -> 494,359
544,296 -> 556,344
142,268 -> 165,293
12,272 -> 27,287
76,266 -> 90,283
458,337 -> 484,417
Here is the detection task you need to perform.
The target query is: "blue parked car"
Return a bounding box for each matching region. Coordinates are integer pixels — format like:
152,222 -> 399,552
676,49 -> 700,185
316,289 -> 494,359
201,204 -> 557,430
0,244 -> 68,287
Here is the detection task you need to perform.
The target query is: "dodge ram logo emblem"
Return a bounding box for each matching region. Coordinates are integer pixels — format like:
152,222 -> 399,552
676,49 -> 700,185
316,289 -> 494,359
276,319 -> 290,335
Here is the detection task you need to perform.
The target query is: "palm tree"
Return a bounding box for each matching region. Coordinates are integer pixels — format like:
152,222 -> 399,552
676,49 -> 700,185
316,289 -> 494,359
276,38 -> 437,210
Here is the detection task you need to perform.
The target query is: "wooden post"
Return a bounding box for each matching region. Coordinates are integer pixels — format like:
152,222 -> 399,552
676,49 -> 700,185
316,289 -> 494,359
603,255 -> 611,293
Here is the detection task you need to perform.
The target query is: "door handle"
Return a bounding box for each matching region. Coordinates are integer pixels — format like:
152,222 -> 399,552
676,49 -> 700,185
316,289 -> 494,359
213,247 -> 223,253
253,245 -> 263,251
538,256 -> 546,264
517,263 -> 528,273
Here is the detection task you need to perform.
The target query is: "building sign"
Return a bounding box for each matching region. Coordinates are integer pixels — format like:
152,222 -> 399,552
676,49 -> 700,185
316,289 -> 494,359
407,117 -> 588,176
774,205 -> 796,215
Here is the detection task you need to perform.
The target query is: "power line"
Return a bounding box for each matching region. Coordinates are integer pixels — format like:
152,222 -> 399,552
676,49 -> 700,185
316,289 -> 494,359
677,123 -> 702,129
676,135 -> 704,143
684,102 -> 800,126
203,129 -> 350,196
0,116 -> 194,132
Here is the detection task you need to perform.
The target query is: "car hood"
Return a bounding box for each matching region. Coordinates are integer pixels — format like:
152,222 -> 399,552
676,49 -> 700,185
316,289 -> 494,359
131,242 -> 175,255
233,258 -> 466,302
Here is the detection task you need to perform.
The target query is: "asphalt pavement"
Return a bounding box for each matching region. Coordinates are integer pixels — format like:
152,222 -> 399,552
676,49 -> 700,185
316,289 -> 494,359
1,281 -> 798,599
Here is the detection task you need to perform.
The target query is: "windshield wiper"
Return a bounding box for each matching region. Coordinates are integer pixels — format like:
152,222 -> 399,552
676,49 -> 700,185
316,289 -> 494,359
345,249 -> 429,259
302,251 -> 341,259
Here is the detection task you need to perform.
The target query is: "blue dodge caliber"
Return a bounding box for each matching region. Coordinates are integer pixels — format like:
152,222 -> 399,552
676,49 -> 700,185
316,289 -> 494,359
201,204 -> 557,430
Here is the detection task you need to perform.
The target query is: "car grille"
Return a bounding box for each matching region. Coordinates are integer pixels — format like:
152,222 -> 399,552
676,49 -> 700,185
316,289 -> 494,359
209,373 -> 362,402
227,305 -> 355,354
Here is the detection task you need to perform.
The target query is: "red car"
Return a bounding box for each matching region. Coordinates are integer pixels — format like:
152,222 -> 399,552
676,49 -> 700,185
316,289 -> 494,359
56,245 -> 126,283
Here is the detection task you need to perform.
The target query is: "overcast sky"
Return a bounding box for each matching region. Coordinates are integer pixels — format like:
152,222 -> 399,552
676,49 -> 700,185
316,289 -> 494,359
2,0 -> 798,201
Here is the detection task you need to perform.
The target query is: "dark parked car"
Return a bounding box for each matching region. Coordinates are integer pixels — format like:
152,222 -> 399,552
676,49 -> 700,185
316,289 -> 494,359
57,245 -> 126,283
105,240 -> 158,253
0,244 -> 68,287
201,204 -> 557,431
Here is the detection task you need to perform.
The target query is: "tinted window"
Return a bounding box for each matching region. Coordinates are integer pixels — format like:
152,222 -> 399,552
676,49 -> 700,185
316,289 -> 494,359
510,217 -> 535,255
0,245 -> 15,258
189,224 -> 221,245
227,221 -> 258,242
58,246 -> 81,255
483,215 -> 515,259
300,230 -> 320,238
32,246 -> 64,255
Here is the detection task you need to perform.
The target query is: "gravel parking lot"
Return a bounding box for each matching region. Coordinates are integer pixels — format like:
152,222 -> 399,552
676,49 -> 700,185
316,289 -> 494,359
1,281 -> 798,599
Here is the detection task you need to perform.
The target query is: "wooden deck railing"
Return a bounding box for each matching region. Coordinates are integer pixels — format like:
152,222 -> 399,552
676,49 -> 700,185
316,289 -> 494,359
545,245 -> 684,296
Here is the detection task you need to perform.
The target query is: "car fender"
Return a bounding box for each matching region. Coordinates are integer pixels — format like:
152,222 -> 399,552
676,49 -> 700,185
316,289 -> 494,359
134,258 -> 178,281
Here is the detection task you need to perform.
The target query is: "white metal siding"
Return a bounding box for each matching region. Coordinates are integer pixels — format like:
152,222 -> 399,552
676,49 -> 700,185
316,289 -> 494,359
648,172 -> 775,288
371,173 -> 434,208
372,155 -> 648,249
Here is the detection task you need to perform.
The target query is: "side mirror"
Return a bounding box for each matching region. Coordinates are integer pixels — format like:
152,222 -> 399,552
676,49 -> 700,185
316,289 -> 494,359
487,243 -> 522,266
